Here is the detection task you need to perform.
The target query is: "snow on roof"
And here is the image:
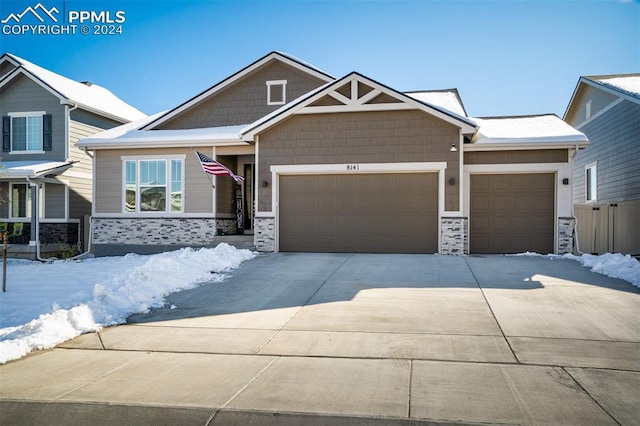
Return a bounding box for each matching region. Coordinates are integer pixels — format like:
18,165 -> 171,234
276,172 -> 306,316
81,111 -> 168,141
590,74 -> 640,98
4,53 -> 146,122
472,114 -> 588,145
274,51 -> 334,80
405,90 -> 467,117
0,161 -> 74,178
78,121 -> 246,149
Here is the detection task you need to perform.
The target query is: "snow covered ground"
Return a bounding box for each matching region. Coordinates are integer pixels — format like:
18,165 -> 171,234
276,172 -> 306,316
0,249 -> 637,365
0,244 -> 255,364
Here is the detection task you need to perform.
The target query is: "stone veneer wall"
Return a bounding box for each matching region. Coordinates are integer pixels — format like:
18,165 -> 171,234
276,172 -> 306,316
92,218 -> 236,246
558,217 -> 575,255
40,223 -> 79,245
254,217 -> 276,252
441,217 -> 468,255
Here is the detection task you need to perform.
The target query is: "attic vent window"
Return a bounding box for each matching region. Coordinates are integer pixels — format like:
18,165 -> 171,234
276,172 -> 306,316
267,80 -> 286,105
585,100 -> 592,120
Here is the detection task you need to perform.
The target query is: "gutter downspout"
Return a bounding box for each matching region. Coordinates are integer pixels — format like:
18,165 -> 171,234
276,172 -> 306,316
65,103 -> 78,161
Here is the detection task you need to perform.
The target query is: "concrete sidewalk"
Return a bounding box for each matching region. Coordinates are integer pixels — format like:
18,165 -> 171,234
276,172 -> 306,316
1,253 -> 639,425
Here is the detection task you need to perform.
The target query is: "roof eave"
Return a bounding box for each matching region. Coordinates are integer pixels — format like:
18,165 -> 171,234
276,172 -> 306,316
464,139 -> 589,151
64,101 -> 134,124
0,161 -> 75,178
77,138 -> 247,150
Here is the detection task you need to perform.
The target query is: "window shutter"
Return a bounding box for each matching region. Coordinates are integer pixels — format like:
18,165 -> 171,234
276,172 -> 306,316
43,114 -> 52,151
2,116 -> 10,152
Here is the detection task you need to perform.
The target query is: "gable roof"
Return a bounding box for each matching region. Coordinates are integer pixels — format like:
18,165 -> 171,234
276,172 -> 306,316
585,74 -> 640,100
141,51 -> 335,130
0,53 -> 146,123
468,114 -> 588,150
564,73 -> 640,120
405,89 -> 468,117
241,72 -> 478,140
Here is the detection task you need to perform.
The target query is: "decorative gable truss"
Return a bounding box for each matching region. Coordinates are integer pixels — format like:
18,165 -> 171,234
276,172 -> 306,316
242,73 -> 477,140
304,79 -> 413,113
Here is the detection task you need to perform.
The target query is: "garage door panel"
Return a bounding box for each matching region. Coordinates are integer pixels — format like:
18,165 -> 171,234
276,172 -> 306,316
279,173 -> 438,253
471,173 -> 554,254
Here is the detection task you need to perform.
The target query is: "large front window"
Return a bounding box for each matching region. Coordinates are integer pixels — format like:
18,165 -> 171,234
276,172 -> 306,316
124,157 -> 184,213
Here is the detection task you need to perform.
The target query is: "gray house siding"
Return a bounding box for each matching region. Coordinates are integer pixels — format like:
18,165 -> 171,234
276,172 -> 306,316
157,61 -> 327,129
94,148 -> 215,214
0,74 -> 66,162
0,61 -> 17,80
257,109 -> 460,212
44,184 -> 66,218
464,150 -> 568,165
566,84 -> 620,125
66,110 -> 119,220
569,85 -> 640,255
573,100 -> 640,204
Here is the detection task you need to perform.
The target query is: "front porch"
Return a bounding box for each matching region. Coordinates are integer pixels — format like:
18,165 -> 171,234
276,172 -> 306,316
3,222 -> 81,259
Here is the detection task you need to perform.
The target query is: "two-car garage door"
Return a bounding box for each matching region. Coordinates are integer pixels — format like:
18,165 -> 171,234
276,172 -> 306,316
279,173 -> 438,253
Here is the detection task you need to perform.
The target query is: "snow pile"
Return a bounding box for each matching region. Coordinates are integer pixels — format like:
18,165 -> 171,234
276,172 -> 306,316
511,251 -> 640,287
563,253 -> 640,287
0,244 -> 255,364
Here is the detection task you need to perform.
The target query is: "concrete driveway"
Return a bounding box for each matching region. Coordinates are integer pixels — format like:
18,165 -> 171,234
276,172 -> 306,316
1,253 -> 639,425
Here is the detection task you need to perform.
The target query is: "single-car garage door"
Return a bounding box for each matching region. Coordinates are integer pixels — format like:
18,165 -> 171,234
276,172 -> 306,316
470,173 -> 555,254
279,173 -> 438,253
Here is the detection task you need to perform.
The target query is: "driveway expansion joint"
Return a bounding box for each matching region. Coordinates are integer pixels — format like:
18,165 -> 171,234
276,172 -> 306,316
463,256 -> 520,364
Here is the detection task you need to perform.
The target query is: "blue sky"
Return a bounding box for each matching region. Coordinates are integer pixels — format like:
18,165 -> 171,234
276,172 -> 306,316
1,0 -> 638,118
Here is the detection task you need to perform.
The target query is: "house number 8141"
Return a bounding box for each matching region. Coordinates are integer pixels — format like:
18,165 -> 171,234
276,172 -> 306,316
346,164 -> 360,171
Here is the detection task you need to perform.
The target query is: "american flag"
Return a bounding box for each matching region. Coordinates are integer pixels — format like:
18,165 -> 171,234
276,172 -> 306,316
196,151 -> 245,182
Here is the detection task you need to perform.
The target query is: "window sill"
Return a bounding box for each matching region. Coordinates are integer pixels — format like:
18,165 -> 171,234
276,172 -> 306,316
8,151 -> 46,155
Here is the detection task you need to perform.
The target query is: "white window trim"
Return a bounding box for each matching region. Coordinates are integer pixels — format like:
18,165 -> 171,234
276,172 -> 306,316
266,80 -> 287,105
8,111 -> 46,154
585,100 -> 592,120
585,162 -> 597,203
121,155 -> 186,214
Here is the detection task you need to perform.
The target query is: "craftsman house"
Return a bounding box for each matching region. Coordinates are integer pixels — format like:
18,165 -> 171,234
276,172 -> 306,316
78,52 -> 588,256
0,53 -> 146,258
564,74 -> 640,255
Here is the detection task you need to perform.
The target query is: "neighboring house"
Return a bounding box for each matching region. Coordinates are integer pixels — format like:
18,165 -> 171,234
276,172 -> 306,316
564,74 -> 640,256
0,53 -> 146,258
78,51 -> 587,257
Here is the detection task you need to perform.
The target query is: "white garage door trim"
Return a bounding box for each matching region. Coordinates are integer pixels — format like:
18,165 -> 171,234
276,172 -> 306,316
271,162 -> 447,252
463,162 -> 573,254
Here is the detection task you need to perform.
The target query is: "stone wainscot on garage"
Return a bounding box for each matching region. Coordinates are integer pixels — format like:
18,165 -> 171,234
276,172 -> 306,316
77,52 -> 588,256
